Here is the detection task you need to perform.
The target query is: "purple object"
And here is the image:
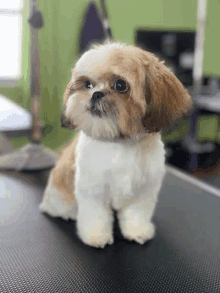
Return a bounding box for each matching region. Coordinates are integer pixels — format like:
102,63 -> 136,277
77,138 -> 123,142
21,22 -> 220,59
79,1 -> 105,55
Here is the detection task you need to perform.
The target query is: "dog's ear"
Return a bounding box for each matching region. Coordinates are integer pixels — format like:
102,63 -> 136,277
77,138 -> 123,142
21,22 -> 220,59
142,53 -> 193,132
63,68 -> 76,104
63,81 -> 73,104
61,75 -> 77,130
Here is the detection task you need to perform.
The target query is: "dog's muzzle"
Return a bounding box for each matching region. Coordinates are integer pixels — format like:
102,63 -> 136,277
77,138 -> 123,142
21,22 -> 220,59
89,91 -> 105,117
87,91 -> 116,118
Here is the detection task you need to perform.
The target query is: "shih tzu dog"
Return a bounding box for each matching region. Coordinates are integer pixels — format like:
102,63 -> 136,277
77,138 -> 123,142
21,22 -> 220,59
40,42 -> 192,248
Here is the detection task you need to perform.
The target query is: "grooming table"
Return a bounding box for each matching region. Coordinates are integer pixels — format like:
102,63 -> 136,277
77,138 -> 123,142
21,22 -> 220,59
1,166 -> 220,293
0,94 -> 32,154
0,94 -> 32,132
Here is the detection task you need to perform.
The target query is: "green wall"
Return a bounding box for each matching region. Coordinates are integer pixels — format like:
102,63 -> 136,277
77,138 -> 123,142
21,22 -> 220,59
203,0 -> 220,76
109,0 -> 197,41
1,0 -> 220,150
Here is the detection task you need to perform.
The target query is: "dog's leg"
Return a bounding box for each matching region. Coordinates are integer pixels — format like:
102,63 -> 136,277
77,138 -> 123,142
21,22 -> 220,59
117,183 -> 163,244
40,136 -> 78,221
39,170 -> 77,221
76,201 -> 114,248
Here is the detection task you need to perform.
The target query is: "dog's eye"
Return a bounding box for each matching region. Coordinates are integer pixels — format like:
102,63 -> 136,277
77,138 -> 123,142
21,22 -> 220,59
85,80 -> 94,89
114,79 -> 128,92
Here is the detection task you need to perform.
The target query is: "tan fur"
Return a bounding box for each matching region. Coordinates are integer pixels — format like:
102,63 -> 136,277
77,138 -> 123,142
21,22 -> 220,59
51,134 -> 79,203
106,44 -> 192,132
112,94 -> 144,135
141,51 -> 192,132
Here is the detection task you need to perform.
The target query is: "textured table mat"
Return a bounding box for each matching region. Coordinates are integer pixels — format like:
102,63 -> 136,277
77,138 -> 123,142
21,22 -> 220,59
1,168 -> 220,293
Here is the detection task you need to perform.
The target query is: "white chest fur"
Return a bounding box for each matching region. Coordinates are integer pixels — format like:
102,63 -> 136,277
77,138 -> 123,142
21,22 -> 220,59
74,131 -> 166,210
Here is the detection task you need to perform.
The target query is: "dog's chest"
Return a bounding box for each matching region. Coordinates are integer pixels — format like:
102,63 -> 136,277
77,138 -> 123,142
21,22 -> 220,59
75,132 -> 165,209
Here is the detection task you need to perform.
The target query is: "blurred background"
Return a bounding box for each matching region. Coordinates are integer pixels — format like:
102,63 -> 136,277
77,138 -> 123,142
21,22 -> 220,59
0,0 -> 220,186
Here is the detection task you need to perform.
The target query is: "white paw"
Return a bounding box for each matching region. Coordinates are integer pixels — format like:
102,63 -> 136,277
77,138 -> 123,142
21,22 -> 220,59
77,219 -> 114,249
39,199 -> 77,221
120,221 -> 156,244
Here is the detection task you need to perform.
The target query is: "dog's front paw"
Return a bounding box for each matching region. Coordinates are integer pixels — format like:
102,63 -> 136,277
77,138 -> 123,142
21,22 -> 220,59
120,221 -> 156,244
77,219 -> 114,249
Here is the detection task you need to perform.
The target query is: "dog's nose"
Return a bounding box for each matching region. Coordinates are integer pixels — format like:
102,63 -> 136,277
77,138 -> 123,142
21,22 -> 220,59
91,91 -> 104,102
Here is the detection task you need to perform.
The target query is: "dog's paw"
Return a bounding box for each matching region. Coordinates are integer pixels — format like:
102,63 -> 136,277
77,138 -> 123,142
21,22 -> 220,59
120,221 -> 156,244
77,219 -> 114,249
39,200 -> 77,221
81,233 -> 114,249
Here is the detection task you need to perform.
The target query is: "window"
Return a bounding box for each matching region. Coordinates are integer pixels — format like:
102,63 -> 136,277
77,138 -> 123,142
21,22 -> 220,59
0,0 -> 24,86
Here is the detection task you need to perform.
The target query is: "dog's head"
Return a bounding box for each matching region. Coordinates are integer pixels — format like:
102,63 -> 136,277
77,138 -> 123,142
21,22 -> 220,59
62,42 -> 192,140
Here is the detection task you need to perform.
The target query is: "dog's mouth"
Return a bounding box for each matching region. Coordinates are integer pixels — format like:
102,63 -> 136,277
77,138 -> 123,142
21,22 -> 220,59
89,107 -> 103,117
87,103 -> 105,117
86,99 -> 115,118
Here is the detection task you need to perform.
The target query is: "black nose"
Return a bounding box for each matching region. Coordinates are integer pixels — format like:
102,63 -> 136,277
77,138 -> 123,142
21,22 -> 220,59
91,91 -> 104,103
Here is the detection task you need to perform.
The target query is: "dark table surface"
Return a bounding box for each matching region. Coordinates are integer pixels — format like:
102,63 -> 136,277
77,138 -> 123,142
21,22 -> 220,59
1,166 -> 220,293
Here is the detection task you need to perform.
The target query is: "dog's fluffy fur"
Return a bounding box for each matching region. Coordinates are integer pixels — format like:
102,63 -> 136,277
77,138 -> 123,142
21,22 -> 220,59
40,42 -> 192,248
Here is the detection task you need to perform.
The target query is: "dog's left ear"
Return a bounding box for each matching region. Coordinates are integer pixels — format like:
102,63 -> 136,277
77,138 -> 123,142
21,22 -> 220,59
142,54 -> 193,132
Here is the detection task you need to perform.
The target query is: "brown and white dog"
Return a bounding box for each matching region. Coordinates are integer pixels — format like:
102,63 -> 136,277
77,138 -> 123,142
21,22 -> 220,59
40,42 -> 192,248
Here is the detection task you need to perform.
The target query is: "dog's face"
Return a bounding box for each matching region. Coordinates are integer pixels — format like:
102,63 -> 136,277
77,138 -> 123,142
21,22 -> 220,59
62,42 -> 192,140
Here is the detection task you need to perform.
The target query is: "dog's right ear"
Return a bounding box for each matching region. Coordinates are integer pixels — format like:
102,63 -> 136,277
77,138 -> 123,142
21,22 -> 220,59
63,81 -> 73,104
64,67 -> 76,104
61,77 -> 77,130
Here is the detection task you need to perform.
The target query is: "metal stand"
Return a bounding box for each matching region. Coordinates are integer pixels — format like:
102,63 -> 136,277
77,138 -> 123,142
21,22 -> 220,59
0,133 -> 14,155
0,0 -> 59,171
182,0 -> 208,170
